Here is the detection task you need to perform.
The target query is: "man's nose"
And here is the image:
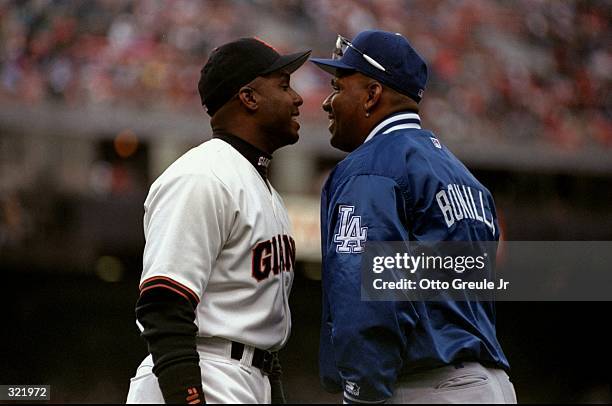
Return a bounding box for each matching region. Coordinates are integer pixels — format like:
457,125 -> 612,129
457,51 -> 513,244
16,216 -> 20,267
322,94 -> 333,113
293,90 -> 304,107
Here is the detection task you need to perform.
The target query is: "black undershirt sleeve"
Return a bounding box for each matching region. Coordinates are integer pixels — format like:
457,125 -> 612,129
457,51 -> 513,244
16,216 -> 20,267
136,286 -> 204,404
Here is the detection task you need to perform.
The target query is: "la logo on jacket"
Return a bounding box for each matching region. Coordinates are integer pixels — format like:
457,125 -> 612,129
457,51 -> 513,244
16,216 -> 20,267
334,205 -> 368,253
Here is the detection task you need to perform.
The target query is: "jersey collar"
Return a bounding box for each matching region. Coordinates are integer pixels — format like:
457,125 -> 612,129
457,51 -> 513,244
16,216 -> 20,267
363,111 -> 422,144
213,131 -> 272,180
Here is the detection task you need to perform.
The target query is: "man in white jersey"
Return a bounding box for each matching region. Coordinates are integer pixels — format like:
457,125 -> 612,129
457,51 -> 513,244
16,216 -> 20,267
126,38 -> 311,404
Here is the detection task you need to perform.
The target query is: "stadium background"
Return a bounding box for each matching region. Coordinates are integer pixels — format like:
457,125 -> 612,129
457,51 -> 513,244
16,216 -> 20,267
1,0 -> 611,403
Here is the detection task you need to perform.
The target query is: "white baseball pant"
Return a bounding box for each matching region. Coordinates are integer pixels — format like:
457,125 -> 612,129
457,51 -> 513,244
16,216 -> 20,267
126,338 -> 271,404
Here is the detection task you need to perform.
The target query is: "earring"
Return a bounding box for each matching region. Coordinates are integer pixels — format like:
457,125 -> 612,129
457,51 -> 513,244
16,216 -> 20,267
365,111 -> 370,118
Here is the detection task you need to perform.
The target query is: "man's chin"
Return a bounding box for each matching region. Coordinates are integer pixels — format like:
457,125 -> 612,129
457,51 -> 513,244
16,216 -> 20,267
330,134 -> 353,153
279,131 -> 299,147
288,130 -> 299,144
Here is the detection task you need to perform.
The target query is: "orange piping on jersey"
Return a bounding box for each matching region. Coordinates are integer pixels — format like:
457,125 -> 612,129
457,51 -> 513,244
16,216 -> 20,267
140,276 -> 199,302
140,284 -> 194,305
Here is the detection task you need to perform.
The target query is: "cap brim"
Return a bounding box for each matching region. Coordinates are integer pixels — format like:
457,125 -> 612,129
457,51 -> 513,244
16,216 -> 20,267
262,50 -> 312,75
309,58 -> 356,75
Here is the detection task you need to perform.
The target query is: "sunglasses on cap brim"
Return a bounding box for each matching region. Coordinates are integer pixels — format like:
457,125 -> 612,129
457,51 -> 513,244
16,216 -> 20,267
332,34 -> 388,73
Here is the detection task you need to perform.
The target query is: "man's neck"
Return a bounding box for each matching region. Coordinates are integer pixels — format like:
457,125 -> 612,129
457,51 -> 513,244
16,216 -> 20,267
212,130 -> 272,180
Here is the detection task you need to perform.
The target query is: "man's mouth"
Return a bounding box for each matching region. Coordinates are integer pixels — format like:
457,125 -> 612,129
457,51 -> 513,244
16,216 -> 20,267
291,112 -> 300,128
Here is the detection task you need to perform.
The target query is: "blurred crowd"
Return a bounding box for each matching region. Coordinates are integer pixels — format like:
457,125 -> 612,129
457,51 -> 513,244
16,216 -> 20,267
0,0 -> 610,147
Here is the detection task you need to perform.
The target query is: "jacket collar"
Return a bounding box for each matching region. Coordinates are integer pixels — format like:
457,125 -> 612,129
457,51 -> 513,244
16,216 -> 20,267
363,111 -> 421,144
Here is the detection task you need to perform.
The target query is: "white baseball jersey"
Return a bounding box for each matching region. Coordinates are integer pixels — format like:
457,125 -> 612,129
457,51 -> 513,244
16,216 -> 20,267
139,138 -> 295,351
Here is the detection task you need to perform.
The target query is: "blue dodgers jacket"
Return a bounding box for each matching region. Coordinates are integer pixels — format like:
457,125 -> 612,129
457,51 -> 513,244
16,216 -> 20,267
320,112 -> 510,403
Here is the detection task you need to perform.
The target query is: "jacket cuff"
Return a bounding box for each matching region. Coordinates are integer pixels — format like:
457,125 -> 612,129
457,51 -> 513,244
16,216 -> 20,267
343,379 -> 388,404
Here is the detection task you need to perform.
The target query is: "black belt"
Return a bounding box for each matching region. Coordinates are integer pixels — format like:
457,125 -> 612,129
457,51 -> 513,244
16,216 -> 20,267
230,341 -> 275,373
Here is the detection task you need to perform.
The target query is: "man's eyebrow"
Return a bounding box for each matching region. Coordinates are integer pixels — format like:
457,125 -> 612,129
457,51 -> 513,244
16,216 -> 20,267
279,72 -> 290,82
331,78 -> 338,86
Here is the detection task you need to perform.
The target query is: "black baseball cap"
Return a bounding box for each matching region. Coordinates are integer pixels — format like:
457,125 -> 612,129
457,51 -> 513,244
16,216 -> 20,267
199,38 -> 311,116
311,30 -> 428,103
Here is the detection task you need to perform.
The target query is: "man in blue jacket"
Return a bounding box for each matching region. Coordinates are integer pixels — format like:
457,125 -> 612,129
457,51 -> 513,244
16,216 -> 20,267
310,30 -> 517,403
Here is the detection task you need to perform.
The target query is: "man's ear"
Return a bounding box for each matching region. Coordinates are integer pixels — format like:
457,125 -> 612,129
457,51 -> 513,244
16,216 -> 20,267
364,81 -> 383,113
237,86 -> 259,112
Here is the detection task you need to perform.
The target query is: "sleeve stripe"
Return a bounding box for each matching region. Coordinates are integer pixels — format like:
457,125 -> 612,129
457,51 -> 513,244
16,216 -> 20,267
140,276 -> 199,307
140,284 -> 197,307
140,276 -> 199,299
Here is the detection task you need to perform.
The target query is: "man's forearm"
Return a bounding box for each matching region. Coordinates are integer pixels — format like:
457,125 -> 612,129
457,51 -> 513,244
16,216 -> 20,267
136,286 -> 204,404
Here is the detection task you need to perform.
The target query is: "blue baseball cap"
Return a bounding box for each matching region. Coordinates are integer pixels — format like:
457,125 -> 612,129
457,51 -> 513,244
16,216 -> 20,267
311,30 -> 428,103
